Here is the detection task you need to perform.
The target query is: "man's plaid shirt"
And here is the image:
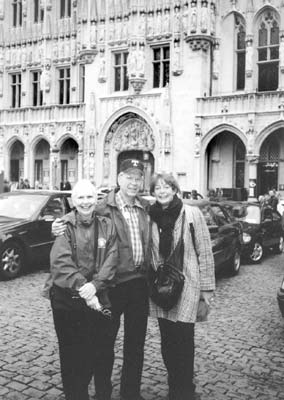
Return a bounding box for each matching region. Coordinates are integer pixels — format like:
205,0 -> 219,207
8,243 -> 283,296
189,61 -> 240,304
116,192 -> 144,267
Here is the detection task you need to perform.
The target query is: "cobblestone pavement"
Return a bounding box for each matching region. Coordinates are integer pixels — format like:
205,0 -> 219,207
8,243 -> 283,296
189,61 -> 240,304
0,254 -> 284,400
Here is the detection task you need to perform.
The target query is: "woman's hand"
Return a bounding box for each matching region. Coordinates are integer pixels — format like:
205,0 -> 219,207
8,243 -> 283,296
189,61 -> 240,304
200,290 -> 214,307
79,282 -> 97,301
52,218 -> 66,236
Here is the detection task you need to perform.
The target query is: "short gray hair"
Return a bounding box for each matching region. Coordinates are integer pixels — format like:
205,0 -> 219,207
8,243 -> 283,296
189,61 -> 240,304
71,179 -> 97,202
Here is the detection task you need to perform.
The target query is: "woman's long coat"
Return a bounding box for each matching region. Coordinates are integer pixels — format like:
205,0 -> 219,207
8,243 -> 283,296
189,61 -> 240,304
150,204 -> 215,323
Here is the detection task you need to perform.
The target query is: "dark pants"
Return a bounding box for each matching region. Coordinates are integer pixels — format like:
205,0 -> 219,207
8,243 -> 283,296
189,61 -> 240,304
52,306 -> 113,400
104,278 -> 149,400
158,318 -> 195,400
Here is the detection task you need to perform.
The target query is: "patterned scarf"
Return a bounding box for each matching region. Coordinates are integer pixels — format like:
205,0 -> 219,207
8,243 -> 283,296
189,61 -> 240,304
149,194 -> 183,259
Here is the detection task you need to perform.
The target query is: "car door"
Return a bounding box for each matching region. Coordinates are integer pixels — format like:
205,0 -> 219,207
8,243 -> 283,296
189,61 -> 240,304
261,207 -> 275,248
271,210 -> 284,245
210,204 -> 238,269
30,194 -> 71,265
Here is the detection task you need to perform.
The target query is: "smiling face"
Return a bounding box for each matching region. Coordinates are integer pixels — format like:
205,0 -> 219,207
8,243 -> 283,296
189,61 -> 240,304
117,170 -> 144,202
153,178 -> 177,208
72,180 -> 97,218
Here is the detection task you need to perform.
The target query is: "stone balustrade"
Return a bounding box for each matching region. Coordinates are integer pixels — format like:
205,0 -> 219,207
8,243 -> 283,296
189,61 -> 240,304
0,103 -> 85,125
196,91 -> 284,116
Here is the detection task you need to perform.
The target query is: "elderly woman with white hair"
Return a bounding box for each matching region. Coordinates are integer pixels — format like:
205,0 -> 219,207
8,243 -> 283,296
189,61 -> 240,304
46,179 -> 118,400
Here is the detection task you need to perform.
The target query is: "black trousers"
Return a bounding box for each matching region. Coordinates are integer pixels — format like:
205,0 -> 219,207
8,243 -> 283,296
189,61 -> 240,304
158,318 -> 195,400
103,278 -> 149,400
52,306 -> 113,400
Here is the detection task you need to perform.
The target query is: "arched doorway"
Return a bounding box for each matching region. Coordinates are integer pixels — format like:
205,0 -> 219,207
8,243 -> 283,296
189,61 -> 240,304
258,133 -> 279,195
10,140 -> 24,183
117,150 -> 154,193
207,132 -> 246,198
59,138 -> 78,189
34,139 -> 50,187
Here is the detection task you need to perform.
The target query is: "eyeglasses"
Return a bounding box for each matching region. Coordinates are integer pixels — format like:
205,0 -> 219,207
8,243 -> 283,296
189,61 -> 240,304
125,175 -> 143,183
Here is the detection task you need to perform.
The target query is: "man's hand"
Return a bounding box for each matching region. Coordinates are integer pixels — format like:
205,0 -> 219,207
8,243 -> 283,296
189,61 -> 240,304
86,295 -> 102,311
79,282 -> 96,301
200,290 -> 214,307
52,218 -> 66,236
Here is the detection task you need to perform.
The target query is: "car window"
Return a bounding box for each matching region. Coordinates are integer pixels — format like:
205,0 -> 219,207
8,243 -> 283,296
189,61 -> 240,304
41,197 -> 66,218
211,205 -> 230,226
242,205 -> 261,224
0,194 -> 47,219
199,205 -> 216,226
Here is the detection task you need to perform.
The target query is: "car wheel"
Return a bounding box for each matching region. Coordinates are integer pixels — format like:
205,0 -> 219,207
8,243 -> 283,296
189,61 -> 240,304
274,236 -> 284,254
0,242 -> 25,280
229,248 -> 241,275
249,242 -> 263,263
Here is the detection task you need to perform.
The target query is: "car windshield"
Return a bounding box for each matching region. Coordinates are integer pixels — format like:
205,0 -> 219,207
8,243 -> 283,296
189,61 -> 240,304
0,194 -> 47,219
240,205 -> 261,224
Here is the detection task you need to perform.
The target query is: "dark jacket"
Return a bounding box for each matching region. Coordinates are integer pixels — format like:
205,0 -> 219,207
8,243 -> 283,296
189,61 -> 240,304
96,189 -> 151,284
49,210 -> 118,293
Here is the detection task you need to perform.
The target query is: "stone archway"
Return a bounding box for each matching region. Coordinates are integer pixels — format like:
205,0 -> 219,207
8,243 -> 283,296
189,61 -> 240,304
10,140 -> 24,183
103,112 -> 155,188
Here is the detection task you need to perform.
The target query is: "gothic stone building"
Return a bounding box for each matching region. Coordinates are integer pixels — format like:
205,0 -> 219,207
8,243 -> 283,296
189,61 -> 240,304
1,0 -> 284,198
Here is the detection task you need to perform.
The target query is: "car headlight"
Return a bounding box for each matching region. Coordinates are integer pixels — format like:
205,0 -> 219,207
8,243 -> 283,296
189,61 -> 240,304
243,232 -> 251,243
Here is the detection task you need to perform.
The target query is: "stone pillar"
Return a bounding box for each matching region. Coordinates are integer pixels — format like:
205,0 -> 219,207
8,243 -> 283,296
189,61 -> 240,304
247,156 -> 259,200
245,36 -> 254,92
50,148 -> 60,189
24,149 -> 29,181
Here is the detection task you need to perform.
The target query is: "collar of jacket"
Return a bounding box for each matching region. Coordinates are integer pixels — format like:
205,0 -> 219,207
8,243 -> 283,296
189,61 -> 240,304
96,188 -> 150,213
61,210 -> 98,227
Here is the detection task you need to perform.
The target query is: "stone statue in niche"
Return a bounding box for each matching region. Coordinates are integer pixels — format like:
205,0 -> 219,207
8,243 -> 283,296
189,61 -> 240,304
115,18 -> 122,41
0,48 -> 3,72
59,38 -> 65,59
5,46 -> 11,65
210,3 -> 216,35
182,3 -> 189,33
53,40 -> 59,60
127,48 -> 137,78
122,16 -> 129,40
98,22 -> 106,43
109,18 -> 115,42
147,12 -> 154,36
173,7 -> 181,34
155,10 -> 162,36
138,12 -> 146,36
22,0 -> 27,16
21,44 -> 27,70
0,73 -> 3,97
40,66 -> 51,92
280,35 -> 284,71
172,40 -> 182,75
163,8 -> 171,36
246,40 -> 253,74
103,154 -> 110,178
247,126 -> 255,154
213,44 -> 220,79
190,4 -> 197,33
90,21 -> 97,47
98,51 -> 106,82
200,2 -> 208,33
136,46 -> 145,77
65,39 -> 71,58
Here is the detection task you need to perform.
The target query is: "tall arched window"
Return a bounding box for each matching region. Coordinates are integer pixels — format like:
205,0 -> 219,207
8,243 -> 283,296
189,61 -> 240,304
235,16 -> 246,90
257,12 -> 279,91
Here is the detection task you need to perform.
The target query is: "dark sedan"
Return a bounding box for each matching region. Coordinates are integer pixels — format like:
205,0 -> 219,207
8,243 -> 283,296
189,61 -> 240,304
184,200 -> 243,276
277,276 -> 284,318
221,201 -> 284,263
0,190 -> 72,279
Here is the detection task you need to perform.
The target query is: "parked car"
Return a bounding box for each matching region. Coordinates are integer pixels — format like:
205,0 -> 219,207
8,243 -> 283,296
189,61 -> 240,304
184,199 -> 243,276
221,201 -> 284,263
0,190 -> 72,280
277,276 -> 284,318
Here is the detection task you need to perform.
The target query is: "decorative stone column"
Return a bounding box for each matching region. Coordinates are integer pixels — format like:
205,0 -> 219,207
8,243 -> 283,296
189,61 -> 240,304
77,149 -> 83,180
245,36 -> 254,92
50,147 -> 60,189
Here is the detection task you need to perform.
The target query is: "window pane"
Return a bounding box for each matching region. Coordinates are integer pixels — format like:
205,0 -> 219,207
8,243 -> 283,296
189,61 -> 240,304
114,67 -> 121,91
123,52 -> 128,64
59,69 -> 64,78
259,25 -> 267,46
13,3 -> 17,27
123,66 -> 128,90
237,30 -> 246,50
153,63 -> 160,88
270,46 -> 279,60
258,62 -> 279,91
66,79 -> 70,104
258,48 -> 267,61
237,52 -> 245,90
271,24 -> 279,45
33,83 -> 38,106
34,0 -> 39,22
67,0 -> 71,17
163,47 -> 170,59
153,48 -> 160,61
59,81 -> 64,103
66,68 -> 70,78
60,0 -> 65,18
115,53 -> 121,65
19,1 -> 22,26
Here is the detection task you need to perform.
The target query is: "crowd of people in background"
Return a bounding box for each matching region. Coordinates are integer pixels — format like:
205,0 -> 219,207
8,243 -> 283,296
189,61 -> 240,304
2,179 -> 73,193
258,189 -> 280,211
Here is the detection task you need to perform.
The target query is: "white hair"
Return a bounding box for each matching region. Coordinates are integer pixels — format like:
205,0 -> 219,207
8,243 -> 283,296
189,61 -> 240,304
71,179 -> 97,202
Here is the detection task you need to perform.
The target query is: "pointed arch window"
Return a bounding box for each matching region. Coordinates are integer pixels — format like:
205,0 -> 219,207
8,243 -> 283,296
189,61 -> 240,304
235,17 -> 246,90
257,13 -> 279,91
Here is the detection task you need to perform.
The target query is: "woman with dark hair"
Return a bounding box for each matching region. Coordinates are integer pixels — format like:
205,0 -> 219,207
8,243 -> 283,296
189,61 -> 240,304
148,172 -> 215,400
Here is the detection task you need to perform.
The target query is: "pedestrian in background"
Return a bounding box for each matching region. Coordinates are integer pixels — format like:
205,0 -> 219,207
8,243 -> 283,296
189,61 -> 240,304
149,172 -> 215,400
46,179 -> 118,400
52,159 -> 151,400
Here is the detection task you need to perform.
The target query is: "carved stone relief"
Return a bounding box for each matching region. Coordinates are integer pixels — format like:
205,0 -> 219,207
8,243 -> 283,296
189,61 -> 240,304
113,119 -> 155,151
